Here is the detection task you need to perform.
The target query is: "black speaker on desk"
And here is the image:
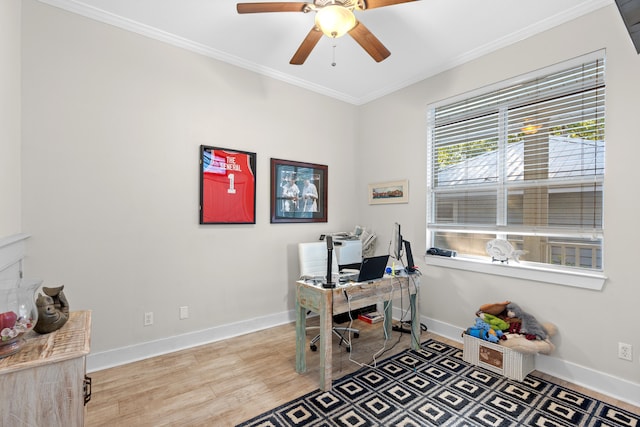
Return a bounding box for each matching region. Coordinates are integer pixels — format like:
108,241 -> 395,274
322,236 -> 336,289
404,240 -> 417,273
616,0 -> 640,54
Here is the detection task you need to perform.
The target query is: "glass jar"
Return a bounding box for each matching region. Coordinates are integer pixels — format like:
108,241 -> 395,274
0,278 -> 42,358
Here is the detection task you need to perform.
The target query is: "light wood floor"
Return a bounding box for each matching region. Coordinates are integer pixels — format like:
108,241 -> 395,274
86,319 -> 639,426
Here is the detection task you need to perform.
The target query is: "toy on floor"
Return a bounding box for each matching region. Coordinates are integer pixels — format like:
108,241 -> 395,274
468,300 -> 558,355
465,318 -> 505,343
506,302 -> 548,340
478,312 -> 509,331
478,300 -> 510,316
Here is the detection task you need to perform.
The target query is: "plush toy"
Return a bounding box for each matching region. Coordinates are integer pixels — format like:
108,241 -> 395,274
474,318 -> 491,332
478,300 -> 510,316
506,302 -> 548,340
478,312 -> 509,331
467,327 -> 500,343
466,318 -> 504,343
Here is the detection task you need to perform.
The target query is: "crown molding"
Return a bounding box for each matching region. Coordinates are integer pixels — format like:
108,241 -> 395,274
36,0 -> 613,105
36,0 -> 360,104
357,0 -> 614,104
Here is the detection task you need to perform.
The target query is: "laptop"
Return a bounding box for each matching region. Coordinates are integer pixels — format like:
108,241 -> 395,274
354,255 -> 389,283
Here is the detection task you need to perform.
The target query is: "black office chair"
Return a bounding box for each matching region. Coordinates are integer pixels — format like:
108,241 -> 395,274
298,242 -> 359,352
308,321 -> 359,352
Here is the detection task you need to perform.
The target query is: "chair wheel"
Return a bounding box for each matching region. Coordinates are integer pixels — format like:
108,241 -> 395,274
310,344 -> 317,352
354,333 -> 359,338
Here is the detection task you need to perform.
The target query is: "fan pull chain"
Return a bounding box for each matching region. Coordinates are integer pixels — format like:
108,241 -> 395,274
332,44 -> 337,67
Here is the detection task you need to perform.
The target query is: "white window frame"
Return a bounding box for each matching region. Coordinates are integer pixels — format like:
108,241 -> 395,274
425,51 -> 607,290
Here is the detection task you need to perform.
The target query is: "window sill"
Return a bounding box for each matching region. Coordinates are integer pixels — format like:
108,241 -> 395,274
424,255 -> 606,290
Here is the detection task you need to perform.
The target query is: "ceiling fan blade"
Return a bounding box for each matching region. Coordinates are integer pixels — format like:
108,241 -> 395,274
362,0 -> 417,10
237,2 -> 308,13
290,27 -> 323,65
348,21 -> 390,62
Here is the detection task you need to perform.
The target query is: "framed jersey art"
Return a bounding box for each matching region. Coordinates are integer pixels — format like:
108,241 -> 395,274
200,145 -> 256,224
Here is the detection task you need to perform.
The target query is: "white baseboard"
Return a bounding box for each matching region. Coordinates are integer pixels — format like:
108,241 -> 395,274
422,315 -> 640,409
86,310 -> 294,372
88,308 -> 640,409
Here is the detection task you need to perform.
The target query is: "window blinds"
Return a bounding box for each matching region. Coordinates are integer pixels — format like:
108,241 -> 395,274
427,55 -> 605,270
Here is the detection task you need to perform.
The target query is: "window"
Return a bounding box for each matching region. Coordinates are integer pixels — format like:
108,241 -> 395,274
427,53 -> 605,274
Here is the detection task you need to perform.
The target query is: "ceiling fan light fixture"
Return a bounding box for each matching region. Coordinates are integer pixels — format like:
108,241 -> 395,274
315,5 -> 356,38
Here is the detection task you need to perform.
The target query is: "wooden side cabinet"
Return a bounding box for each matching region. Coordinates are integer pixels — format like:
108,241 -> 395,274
0,310 -> 92,426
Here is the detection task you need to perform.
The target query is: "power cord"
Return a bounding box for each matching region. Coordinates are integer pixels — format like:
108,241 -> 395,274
389,272 -> 424,351
345,282 -> 395,370
393,321 -> 428,333
339,272 -> 425,368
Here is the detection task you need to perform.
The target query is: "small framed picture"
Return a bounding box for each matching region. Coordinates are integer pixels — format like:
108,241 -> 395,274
271,158 -> 327,223
368,180 -> 409,205
200,145 -> 257,224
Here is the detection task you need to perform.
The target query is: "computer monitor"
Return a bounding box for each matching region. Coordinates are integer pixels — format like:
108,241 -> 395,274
391,222 -> 403,260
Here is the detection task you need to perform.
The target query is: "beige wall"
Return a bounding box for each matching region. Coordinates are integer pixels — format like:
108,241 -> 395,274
20,1 -> 359,353
0,0 -> 22,236
359,5 -> 640,393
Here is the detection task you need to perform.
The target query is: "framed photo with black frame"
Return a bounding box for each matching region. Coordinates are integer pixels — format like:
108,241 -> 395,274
200,145 -> 257,224
270,158 -> 327,223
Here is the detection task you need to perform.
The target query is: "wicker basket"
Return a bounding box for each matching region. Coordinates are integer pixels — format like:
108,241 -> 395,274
463,334 -> 535,381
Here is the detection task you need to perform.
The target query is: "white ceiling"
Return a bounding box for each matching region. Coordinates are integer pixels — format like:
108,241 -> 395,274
39,0 -> 613,104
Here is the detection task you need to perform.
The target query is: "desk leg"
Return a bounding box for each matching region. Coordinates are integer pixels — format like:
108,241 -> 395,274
319,292 -> 332,391
295,298 -> 306,374
410,292 -> 420,350
383,299 -> 393,339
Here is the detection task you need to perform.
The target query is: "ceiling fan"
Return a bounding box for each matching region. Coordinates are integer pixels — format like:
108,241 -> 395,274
236,0 -> 417,65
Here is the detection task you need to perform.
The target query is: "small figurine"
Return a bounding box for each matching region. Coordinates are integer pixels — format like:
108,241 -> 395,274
486,239 -> 526,263
34,285 -> 70,334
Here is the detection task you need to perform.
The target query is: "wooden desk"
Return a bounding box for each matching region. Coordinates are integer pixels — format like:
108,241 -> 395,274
0,310 -> 92,426
295,275 -> 419,390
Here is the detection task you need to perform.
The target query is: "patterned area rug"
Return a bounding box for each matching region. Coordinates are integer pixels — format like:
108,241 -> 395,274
237,339 -> 638,427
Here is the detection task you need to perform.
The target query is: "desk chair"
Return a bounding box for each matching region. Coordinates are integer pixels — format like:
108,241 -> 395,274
298,242 -> 359,352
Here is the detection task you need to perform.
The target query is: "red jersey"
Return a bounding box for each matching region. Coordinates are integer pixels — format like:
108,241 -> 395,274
201,149 -> 255,223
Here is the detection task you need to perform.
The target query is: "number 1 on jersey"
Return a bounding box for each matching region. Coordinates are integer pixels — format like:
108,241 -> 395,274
227,173 -> 236,194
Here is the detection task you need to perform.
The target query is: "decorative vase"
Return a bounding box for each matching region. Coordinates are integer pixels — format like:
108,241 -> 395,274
0,278 -> 42,358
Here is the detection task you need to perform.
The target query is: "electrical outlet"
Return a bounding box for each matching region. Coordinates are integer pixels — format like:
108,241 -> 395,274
179,306 -> 189,320
144,311 -> 154,326
618,342 -> 632,361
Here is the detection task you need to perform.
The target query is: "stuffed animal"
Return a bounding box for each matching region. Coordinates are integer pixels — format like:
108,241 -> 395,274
466,318 -> 504,343
506,302 -> 548,340
467,327 -> 500,343
474,318 -> 491,332
478,312 -> 509,331
478,300 -> 510,316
